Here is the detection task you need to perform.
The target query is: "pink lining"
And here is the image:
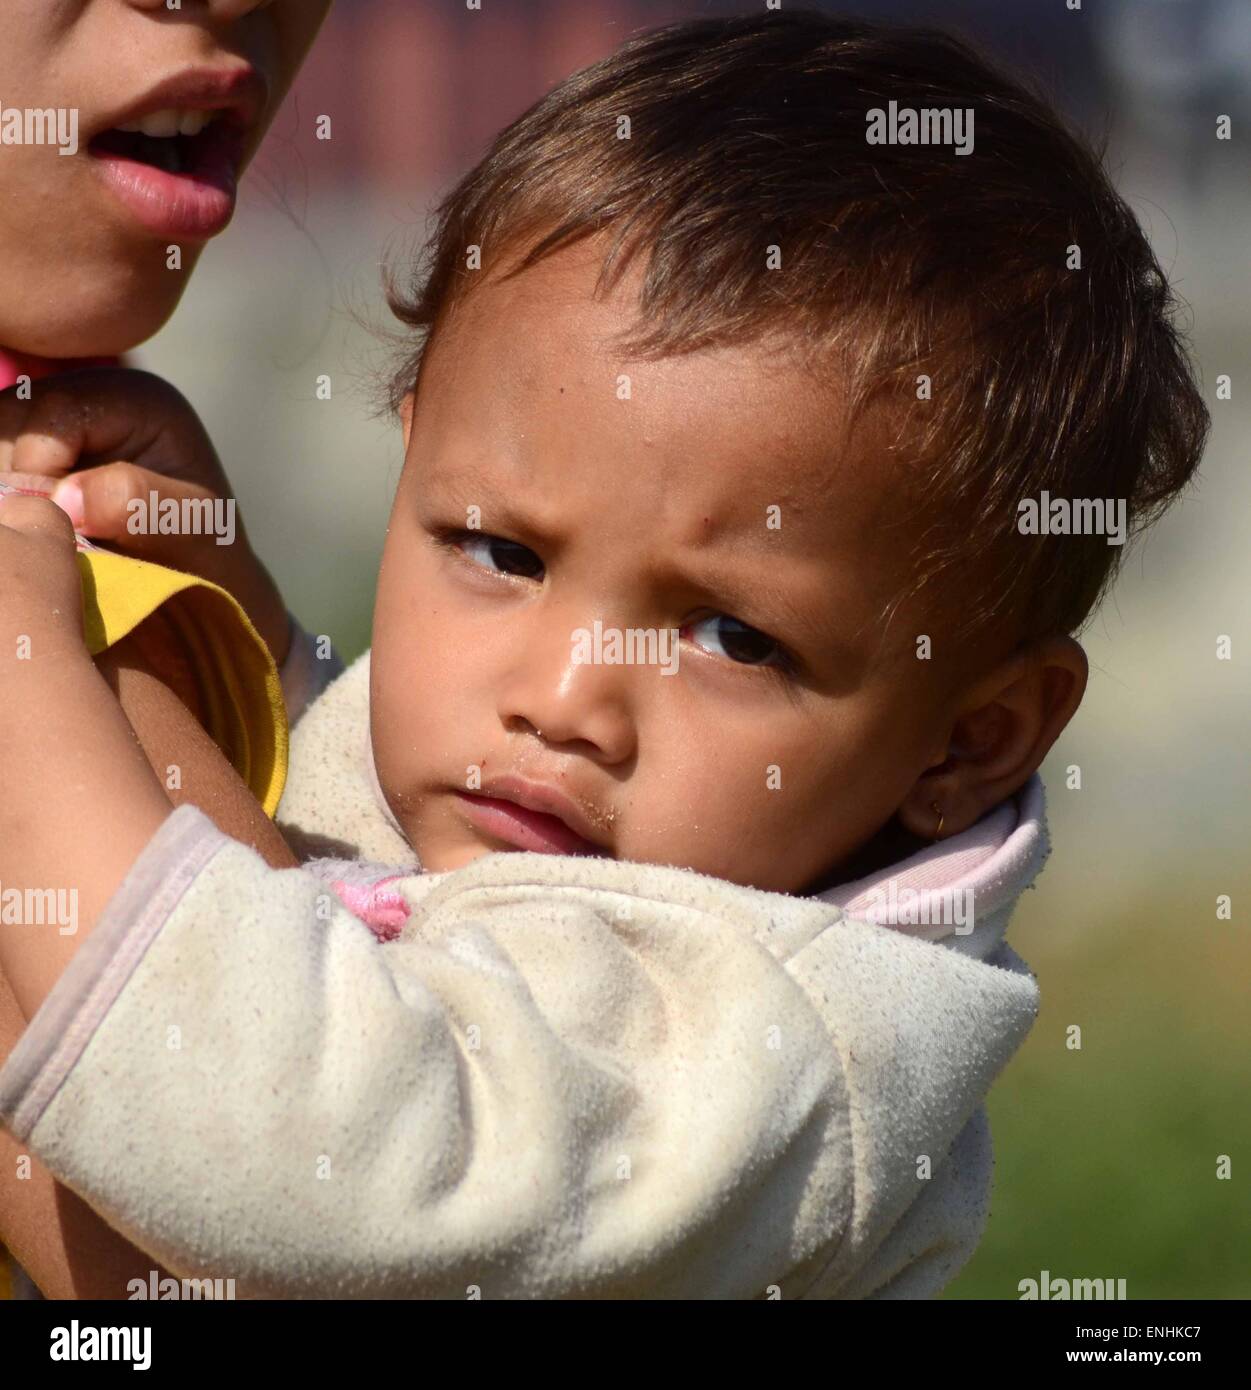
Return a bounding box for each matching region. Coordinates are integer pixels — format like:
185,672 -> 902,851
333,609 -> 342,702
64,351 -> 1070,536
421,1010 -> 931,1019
816,773 -> 1048,937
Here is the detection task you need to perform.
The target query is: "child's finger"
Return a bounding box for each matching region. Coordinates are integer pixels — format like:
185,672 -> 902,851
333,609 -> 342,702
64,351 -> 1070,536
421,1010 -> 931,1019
0,369 -> 176,478
0,384 -> 37,462
0,387 -> 97,477
0,492 -> 78,544
50,462 -> 227,562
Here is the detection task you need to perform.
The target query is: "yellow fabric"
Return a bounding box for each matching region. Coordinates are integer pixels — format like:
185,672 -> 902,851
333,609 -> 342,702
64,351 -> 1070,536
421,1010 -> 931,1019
77,549 -> 288,818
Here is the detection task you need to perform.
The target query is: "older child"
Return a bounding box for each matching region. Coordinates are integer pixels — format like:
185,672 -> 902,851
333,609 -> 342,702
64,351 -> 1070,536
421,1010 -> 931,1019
0,13 -> 1207,1297
0,0 -> 334,1298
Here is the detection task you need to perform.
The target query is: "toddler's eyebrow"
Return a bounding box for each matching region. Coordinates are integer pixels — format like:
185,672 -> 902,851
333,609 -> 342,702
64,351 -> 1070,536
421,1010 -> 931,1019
421,456 -> 566,536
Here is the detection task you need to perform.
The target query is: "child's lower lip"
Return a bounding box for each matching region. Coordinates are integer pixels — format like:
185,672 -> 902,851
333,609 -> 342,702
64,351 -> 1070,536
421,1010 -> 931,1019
454,791 -> 598,856
87,125 -> 244,241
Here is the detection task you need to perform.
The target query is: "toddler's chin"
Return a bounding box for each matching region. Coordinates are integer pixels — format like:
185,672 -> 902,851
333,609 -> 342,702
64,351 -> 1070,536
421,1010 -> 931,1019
413,833 -> 497,875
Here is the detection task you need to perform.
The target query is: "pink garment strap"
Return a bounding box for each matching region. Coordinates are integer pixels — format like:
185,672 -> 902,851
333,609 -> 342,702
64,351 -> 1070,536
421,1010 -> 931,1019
327,875 -> 411,942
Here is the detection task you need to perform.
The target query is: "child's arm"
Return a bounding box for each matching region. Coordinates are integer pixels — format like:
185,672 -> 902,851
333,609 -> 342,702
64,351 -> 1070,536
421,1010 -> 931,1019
94,617 -> 296,872
0,499 -> 176,1016
0,368 -> 332,1293
0,625 -> 294,1299
0,371 -> 323,1292
0,498 -> 295,1294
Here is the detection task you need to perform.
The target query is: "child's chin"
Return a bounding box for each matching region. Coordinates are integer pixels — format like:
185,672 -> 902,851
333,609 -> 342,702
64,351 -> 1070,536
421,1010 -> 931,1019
418,840 -> 493,874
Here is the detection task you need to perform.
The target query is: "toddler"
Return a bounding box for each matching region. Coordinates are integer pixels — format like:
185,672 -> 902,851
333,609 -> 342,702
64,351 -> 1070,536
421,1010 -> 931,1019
0,13 -> 1207,1297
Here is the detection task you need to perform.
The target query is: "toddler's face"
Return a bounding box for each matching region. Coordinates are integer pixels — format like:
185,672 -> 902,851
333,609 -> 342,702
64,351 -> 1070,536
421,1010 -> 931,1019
371,239 -> 972,893
0,0 -> 330,357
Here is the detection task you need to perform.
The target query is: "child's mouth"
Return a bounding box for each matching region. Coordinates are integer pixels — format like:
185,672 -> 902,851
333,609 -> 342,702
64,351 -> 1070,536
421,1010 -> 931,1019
88,113 -> 246,240
454,790 -> 604,857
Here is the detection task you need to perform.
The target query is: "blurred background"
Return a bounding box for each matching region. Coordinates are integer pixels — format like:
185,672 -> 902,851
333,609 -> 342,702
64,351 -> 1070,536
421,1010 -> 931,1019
137,0 -> 1250,1298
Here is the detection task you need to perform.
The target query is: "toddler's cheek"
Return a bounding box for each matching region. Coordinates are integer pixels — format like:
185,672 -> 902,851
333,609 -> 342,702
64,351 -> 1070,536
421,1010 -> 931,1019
409,816 -> 498,875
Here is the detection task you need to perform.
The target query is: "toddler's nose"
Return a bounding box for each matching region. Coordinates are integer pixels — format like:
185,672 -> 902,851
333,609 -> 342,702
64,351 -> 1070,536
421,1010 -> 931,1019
497,622 -> 636,765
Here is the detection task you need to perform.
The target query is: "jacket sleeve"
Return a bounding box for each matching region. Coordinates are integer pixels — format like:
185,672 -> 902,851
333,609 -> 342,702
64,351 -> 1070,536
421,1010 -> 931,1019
0,805 -> 1036,1299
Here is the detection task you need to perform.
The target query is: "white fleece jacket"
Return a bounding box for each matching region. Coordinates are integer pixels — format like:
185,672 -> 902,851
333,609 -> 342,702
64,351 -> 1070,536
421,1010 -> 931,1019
0,651 -> 1047,1299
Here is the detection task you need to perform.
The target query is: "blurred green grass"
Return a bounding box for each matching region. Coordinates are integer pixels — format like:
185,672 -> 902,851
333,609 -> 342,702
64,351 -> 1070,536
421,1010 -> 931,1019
945,853 -> 1250,1299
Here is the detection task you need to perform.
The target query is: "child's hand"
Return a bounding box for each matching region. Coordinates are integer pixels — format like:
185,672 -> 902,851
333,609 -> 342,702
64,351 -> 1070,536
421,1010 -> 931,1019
0,368 -> 290,664
0,492 -> 86,655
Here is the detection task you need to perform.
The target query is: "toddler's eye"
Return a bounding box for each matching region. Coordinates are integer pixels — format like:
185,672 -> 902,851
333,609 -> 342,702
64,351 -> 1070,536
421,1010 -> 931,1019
457,533 -> 544,579
685,614 -> 786,667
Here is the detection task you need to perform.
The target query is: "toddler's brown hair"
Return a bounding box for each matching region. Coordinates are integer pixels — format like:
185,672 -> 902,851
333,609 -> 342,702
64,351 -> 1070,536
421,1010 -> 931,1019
384,10 -> 1208,648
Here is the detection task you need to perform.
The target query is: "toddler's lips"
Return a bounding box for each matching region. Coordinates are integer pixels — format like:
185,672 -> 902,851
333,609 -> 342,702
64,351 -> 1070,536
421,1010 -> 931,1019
454,791 -> 601,857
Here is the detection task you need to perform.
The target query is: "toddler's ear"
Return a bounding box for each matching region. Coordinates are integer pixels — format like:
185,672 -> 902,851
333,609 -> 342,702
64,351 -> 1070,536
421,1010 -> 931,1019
896,635 -> 1088,840
400,391 -> 417,451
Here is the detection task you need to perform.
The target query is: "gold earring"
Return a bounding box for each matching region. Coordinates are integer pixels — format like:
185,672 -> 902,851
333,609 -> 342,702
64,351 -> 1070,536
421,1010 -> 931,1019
930,802 -> 945,839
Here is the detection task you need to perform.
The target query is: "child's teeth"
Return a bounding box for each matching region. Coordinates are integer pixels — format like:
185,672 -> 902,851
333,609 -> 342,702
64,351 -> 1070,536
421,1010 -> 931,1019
113,109 -> 213,138
131,109 -> 182,139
